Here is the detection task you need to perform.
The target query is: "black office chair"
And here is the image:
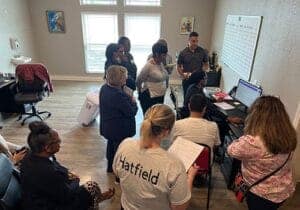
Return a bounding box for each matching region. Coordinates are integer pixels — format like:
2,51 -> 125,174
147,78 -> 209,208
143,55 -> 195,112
0,154 -> 22,210
11,63 -> 53,126
13,76 -> 51,126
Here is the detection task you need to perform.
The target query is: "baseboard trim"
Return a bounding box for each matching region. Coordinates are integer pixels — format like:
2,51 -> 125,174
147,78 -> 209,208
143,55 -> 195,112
51,75 -> 103,82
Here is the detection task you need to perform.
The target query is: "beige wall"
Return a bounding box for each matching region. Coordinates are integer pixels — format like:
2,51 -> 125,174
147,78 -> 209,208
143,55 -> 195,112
0,0 -> 37,73
211,0 -> 300,181
28,0 -> 216,80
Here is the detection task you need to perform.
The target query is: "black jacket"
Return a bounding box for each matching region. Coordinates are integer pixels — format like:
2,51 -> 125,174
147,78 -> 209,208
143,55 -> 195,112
20,154 -> 91,210
99,84 -> 138,142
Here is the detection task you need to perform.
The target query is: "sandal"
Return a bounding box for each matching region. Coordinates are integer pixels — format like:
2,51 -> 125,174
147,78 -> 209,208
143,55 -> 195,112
97,188 -> 115,202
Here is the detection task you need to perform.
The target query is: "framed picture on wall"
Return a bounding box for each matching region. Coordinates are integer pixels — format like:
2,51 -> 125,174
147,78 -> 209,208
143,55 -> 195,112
46,10 -> 65,33
180,17 -> 194,35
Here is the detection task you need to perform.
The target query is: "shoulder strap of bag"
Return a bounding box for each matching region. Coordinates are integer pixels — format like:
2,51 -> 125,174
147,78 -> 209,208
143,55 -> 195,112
249,152 -> 291,189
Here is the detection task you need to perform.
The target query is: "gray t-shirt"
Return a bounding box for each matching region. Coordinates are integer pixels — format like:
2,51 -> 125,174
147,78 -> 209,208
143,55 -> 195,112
177,46 -> 208,73
113,138 -> 191,210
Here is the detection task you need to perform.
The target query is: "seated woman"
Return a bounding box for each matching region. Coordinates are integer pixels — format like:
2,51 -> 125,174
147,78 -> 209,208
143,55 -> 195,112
0,134 -> 27,166
228,96 -> 297,210
113,104 -> 199,210
136,42 -> 169,114
100,65 -> 138,173
20,121 -> 114,210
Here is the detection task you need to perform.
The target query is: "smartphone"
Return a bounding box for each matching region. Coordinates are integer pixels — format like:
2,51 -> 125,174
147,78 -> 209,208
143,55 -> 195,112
15,146 -> 28,153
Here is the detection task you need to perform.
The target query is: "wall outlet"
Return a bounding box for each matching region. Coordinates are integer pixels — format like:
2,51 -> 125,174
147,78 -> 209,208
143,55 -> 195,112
10,38 -> 20,50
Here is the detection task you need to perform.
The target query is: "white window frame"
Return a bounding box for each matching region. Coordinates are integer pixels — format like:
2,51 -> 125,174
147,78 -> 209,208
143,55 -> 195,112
80,0 -> 117,5
81,12 -> 119,73
80,0 -> 162,74
124,13 -> 161,71
124,0 -> 161,7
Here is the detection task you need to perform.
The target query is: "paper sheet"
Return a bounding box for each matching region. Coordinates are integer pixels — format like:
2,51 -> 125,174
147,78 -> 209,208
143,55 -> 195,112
168,137 -> 204,171
214,102 -> 235,110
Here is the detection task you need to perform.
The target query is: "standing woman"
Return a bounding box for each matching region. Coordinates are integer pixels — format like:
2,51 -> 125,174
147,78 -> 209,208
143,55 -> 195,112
100,65 -> 138,173
147,38 -> 174,88
113,104 -> 198,210
228,96 -> 297,210
118,36 -> 137,90
136,42 -> 169,114
103,43 -> 123,79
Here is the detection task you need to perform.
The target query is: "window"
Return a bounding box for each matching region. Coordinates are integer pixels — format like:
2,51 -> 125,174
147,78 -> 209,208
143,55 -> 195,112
125,14 -> 161,71
80,0 -> 117,5
81,13 -> 118,73
125,0 -> 161,6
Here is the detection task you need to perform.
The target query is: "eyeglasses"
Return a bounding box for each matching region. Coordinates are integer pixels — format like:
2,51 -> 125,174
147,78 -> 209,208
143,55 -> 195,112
48,139 -> 61,146
118,50 -> 125,55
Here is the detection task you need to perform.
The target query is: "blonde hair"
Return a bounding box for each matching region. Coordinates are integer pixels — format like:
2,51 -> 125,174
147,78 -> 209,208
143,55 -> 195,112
106,65 -> 127,87
140,104 -> 175,148
244,95 -> 297,154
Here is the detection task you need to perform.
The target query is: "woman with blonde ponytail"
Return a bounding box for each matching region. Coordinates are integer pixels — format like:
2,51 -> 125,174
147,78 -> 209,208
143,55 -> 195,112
113,104 -> 198,210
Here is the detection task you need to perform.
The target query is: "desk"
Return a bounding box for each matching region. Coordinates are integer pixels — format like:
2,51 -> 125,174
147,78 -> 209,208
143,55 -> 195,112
0,79 -> 25,113
213,100 -> 247,189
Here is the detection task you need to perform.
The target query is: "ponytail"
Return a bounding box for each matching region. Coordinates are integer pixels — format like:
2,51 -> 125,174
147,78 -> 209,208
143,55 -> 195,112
140,119 -> 153,148
140,104 -> 175,149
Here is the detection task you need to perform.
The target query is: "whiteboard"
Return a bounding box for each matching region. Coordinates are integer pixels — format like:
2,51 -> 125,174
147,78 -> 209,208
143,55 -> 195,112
221,15 -> 262,80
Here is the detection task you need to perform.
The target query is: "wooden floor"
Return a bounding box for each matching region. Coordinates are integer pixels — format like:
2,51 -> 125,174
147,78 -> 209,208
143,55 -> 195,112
0,81 -> 299,210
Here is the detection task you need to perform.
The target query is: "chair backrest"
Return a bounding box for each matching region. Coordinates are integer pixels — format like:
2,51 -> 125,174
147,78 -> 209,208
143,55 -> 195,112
15,63 -> 53,93
170,86 -> 179,110
194,143 -> 211,173
170,86 -> 182,119
0,154 -> 22,209
17,77 -> 46,93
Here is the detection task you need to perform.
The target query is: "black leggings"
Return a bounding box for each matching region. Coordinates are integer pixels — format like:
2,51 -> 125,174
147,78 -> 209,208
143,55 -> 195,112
246,191 -> 284,210
106,139 -> 122,173
138,89 -> 164,114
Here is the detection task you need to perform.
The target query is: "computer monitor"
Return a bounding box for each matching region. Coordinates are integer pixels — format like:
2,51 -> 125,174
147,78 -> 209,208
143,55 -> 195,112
234,79 -> 262,108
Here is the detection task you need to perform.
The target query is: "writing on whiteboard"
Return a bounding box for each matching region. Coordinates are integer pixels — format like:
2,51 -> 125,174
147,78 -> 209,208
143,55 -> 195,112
222,15 -> 262,80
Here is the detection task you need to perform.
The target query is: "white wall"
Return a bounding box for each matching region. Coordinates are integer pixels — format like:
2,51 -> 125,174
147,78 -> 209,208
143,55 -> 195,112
27,0 -> 216,79
211,0 -> 300,181
0,0 -> 37,73
210,0 -> 300,119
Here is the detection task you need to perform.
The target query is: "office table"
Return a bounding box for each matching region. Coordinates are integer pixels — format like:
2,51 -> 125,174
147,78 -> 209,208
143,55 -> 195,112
210,97 -> 247,189
0,79 -> 25,113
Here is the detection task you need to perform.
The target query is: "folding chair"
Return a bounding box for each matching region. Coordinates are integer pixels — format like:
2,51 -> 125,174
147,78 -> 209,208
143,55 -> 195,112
169,86 -> 182,120
194,143 -> 212,210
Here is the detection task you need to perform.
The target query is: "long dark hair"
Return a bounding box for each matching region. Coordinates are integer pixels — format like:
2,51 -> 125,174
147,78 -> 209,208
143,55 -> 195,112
244,96 -> 297,154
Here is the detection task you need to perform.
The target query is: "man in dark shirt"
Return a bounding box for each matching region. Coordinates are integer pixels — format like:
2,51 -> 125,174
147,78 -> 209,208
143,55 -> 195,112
183,71 -> 242,146
177,31 -> 209,96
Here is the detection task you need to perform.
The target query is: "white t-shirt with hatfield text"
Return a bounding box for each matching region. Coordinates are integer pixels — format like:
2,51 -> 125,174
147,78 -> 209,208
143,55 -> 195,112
113,138 -> 191,210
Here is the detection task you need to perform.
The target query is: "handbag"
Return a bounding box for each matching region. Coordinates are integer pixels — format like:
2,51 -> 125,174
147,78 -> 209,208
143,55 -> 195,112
233,153 -> 291,202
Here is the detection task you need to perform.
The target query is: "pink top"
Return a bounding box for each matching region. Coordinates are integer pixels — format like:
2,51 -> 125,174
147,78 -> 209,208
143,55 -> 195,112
227,135 -> 295,203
